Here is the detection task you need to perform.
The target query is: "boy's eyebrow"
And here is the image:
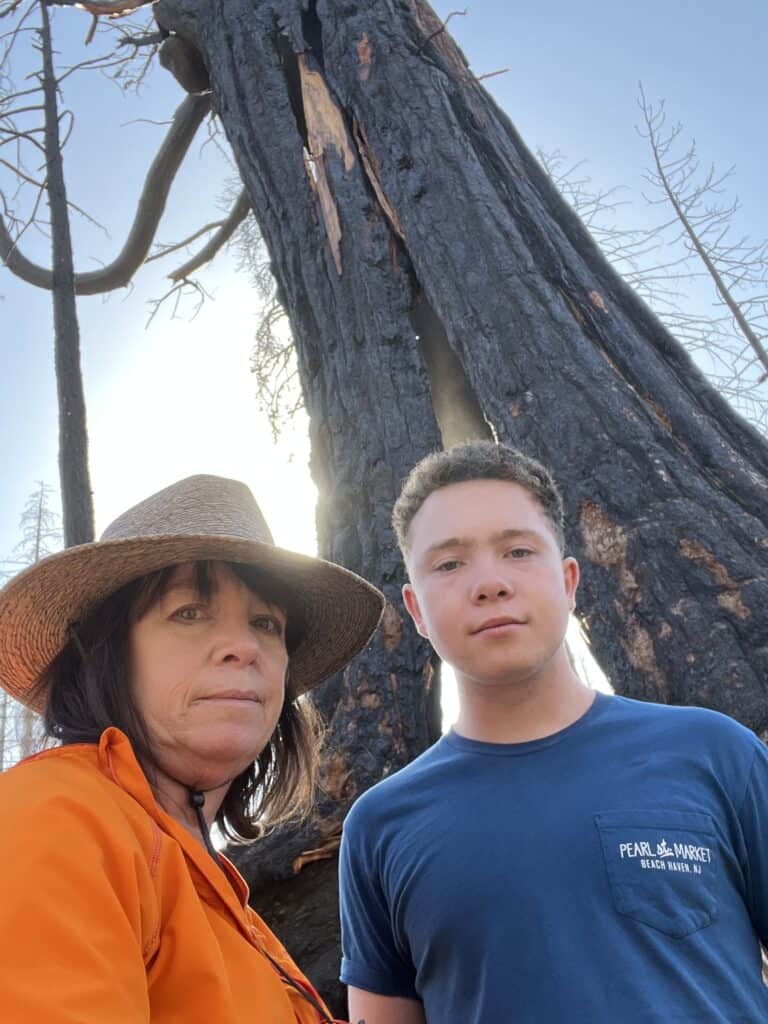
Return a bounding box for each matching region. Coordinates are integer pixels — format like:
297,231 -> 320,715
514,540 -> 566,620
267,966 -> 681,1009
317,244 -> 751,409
421,536 -> 468,560
421,528 -> 541,562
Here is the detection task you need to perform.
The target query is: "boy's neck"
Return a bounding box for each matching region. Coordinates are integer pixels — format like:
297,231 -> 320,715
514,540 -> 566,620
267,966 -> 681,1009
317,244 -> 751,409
453,656 -> 595,744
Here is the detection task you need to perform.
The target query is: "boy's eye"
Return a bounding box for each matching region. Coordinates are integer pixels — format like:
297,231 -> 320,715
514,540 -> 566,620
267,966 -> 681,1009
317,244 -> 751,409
435,559 -> 461,572
507,548 -> 532,559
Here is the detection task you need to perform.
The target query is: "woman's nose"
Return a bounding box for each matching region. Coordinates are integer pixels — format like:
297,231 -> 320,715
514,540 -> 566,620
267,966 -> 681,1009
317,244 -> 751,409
213,618 -> 261,665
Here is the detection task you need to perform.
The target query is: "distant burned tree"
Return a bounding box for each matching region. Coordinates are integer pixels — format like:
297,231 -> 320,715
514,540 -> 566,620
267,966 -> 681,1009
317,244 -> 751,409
539,92 -> 768,433
0,481 -> 61,769
637,86 -> 768,429
1,1 -> 96,543
0,1 -> 233,542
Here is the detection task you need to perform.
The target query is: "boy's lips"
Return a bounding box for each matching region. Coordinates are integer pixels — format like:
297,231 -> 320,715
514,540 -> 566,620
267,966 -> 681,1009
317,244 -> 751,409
471,616 -> 526,635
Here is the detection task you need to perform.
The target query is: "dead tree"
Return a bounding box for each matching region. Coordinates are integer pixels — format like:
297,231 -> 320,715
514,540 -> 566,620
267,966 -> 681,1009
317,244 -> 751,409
637,87 -> 768,428
19,0 -> 768,1011
1,1 -> 96,544
538,131 -> 768,433
0,3 -> 217,544
0,480 -> 61,768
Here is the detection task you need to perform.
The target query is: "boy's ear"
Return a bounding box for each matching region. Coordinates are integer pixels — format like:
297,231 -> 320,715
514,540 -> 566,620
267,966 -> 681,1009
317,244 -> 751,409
563,556 -> 580,612
402,583 -> 430,639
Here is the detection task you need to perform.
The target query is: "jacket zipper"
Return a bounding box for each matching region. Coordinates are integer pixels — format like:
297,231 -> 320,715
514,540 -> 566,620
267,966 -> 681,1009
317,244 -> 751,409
190,789 -> 334,1022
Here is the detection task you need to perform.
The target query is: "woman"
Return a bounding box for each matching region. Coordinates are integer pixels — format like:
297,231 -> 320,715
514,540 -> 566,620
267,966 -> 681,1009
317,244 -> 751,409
0,474 -> 384,1023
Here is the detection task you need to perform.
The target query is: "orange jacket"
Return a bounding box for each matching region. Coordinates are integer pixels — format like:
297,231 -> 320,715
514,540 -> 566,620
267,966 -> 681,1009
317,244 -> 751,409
0,728 -> 336,1023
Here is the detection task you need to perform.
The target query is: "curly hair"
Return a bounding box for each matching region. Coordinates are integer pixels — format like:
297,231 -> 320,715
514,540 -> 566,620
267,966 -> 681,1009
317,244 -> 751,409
392,441 -> 565,556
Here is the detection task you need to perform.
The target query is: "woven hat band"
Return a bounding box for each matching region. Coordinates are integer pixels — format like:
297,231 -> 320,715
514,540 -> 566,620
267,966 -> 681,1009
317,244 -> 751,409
100,475 -> 274,545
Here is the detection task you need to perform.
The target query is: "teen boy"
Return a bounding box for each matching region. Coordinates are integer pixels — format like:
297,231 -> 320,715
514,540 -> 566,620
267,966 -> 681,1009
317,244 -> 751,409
339,441 -> 768,1023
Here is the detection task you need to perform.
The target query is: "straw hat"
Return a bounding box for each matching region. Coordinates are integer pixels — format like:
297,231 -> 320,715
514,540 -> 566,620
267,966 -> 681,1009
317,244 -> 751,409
0,475 -> 385,712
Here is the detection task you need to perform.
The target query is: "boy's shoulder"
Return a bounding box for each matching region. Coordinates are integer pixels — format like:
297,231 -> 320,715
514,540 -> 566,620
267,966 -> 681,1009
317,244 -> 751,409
345,735 -> 454,829
611,693 -> 760,741
606,694 -> 765,777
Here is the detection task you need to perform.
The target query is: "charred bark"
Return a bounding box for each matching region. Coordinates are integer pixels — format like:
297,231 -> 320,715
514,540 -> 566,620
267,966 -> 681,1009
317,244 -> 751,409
154,0 -> 768,1009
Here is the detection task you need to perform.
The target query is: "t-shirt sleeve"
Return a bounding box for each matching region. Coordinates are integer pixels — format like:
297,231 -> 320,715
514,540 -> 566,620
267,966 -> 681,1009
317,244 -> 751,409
736,736 -> 768,947
0,767 -> 153,1022
338,798 -> 418,999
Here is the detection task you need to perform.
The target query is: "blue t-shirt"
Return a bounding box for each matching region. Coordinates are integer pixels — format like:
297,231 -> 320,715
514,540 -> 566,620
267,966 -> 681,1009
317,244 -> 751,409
339,693 -> 768,1022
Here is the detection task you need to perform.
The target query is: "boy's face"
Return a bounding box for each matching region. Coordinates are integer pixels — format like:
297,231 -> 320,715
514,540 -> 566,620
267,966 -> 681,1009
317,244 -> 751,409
402,479 -> 578,691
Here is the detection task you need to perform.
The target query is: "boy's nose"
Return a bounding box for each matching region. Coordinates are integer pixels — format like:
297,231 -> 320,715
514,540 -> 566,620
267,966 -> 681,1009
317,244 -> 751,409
470,577 -> 512,603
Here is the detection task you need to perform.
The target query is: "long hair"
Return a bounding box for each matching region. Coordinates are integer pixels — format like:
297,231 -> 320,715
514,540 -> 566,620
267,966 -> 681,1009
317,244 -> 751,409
39,561 -> 322,840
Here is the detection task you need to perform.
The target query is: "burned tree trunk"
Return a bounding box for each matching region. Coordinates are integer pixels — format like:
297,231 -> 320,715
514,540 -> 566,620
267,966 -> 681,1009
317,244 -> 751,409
155,0 -> 768,1011
40,4 -> 94,547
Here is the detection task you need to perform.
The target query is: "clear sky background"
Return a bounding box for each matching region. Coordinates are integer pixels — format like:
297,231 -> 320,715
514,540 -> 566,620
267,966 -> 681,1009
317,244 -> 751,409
2,0 -> 766,562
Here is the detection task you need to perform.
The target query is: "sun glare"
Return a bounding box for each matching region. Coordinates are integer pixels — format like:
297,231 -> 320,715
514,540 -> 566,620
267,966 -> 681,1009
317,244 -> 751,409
88,275 -> 318,556
440,615 -> 612,732
84,275 -> 610,736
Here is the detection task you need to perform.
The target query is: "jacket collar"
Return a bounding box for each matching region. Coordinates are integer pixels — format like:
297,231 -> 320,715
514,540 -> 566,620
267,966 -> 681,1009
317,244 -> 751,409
96,727 -> 252,919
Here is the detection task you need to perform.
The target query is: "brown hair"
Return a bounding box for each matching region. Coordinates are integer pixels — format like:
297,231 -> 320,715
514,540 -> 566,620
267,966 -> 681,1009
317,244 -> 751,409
39,561 -> 322,841
392,441 -> 565,556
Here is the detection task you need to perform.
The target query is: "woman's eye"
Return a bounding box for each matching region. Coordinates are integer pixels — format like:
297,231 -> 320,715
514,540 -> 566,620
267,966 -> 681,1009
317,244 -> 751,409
252,615 -> 284,636
172,605 -> 205,622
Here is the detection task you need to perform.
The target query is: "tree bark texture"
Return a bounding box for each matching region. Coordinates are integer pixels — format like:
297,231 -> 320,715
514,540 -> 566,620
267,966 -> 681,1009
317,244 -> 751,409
40,4 -> 94,546
156,0 -> 768,1011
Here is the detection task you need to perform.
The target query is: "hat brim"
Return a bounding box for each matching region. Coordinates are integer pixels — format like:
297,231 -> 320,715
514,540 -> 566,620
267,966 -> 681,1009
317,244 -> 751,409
0,535 -> 385,712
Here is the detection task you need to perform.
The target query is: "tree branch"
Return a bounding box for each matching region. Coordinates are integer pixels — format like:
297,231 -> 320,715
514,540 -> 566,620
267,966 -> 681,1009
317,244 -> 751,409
146,220 -> 226,262
416,9 -> 467,54
639,86 -> 768,382
117,28 -> 165,48
49,0 -> 151,16
168,187 -> 250,280
0,92 -> 211,293
475,67 -> 509,82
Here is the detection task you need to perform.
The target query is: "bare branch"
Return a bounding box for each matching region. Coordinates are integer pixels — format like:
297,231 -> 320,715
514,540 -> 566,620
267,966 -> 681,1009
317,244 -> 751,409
55,51 -> 140,82
146,275 -> 211,327
146,220 -> 228,263
0,153 -> 44,186
49,0 -> 151,16
0,93 -> 211,293
231,205 -> 304,436
84,13 -> 98,45
0,102 -> 43,116
168,188 -> 250,280
637,84 -> 768,382
0,1 -> 30,22
539,139 -> 767,432
417,9 -> 467,54
117,28 -> 164,49
474,68 -> 510,82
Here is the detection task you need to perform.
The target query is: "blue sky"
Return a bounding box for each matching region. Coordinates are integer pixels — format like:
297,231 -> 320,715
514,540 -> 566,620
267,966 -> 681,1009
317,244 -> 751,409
1,0 -> 766,560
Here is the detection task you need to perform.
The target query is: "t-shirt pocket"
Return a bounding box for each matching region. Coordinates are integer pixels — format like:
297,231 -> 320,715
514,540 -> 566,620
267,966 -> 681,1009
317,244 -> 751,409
595,809 -> 718,938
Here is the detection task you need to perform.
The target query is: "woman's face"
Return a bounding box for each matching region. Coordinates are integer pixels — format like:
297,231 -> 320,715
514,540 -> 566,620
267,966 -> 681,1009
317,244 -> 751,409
129,561 -> 288,791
